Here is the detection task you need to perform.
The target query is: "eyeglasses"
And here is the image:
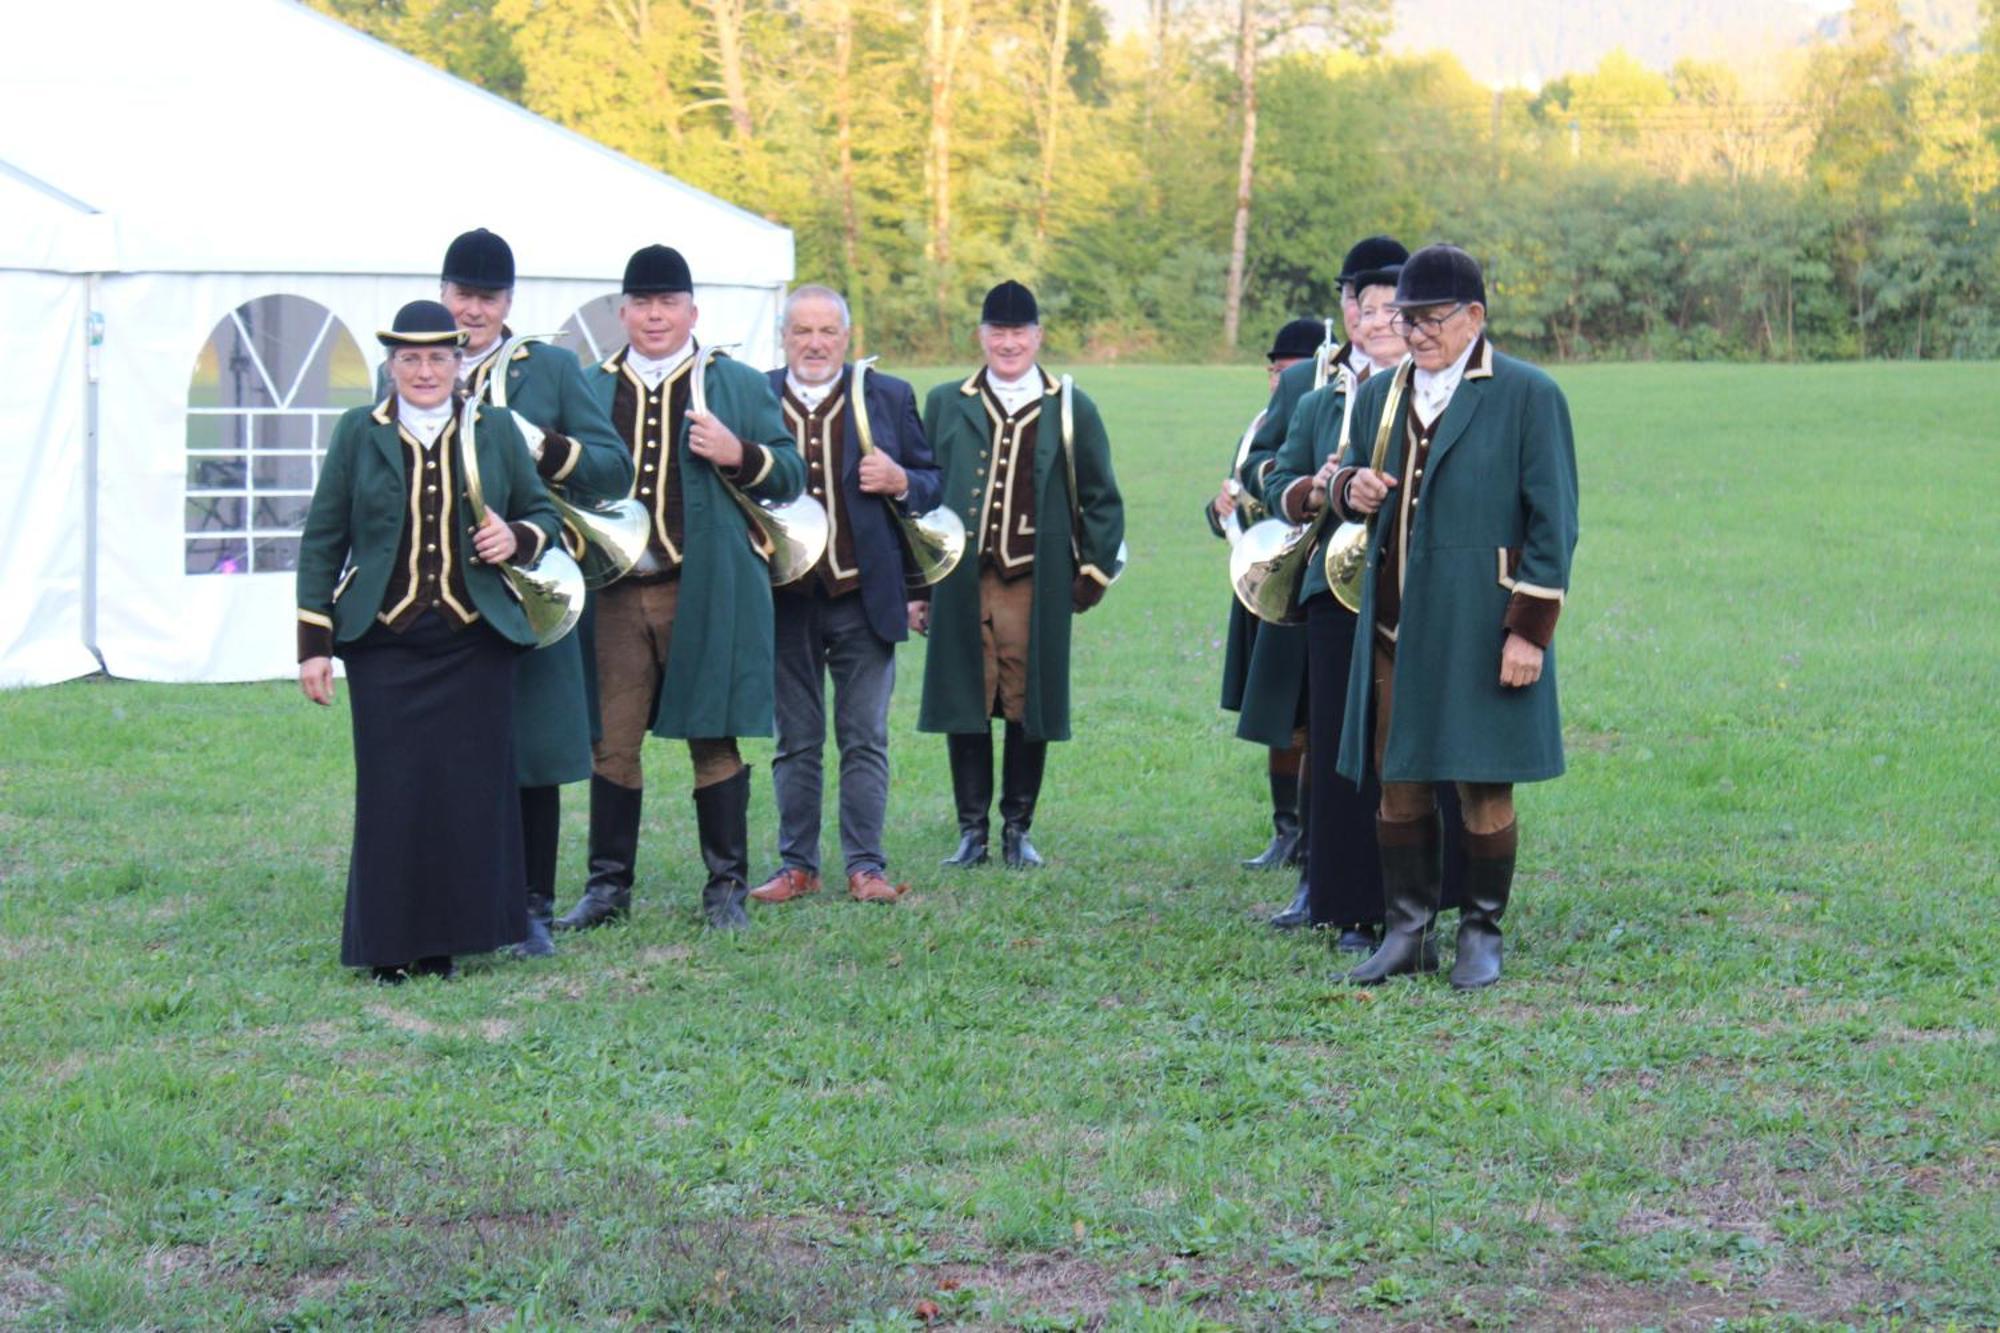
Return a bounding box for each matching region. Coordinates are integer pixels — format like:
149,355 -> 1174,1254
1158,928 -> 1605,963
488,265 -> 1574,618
391,350 -> 461,370
1389,304 -> 1466,338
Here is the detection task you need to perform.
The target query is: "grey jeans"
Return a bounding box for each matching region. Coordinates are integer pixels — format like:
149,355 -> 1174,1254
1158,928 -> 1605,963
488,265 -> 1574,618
771,588 -> 896,876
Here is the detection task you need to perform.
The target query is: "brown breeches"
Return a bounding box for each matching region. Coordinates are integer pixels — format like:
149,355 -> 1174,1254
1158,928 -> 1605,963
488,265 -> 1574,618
979,567 -> 1035,724
592,578 -> 743,791
1371,645 -> 1514,836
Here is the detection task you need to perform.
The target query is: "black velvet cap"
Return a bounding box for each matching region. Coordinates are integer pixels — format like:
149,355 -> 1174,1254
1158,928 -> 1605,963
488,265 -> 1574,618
1337,235 -> 1409,287
624,244 -> 694,295
1349,264 -> 1403,296
377,299 -> 467,348
981,279 -> 1038,325
441,228 -> 515,290
1266,317 -> 1327,362
1391,244 -> 1486,308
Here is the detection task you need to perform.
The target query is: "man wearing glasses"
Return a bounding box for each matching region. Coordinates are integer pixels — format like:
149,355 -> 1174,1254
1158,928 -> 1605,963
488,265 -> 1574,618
1325,245 -> 1579,989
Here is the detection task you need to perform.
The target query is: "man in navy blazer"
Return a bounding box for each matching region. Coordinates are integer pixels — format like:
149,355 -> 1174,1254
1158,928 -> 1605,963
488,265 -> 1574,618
751,285 -> 944,905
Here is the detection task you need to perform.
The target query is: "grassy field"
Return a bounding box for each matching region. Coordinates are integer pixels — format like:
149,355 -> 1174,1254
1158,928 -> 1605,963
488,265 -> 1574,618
2,362 -> 1996,1331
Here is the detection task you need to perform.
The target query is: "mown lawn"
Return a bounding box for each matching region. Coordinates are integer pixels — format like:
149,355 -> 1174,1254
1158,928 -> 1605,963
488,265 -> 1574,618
1,361 -> 1995,1331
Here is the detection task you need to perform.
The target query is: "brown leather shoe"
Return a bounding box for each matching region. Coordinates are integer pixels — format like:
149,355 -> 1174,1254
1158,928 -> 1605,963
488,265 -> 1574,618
749,868 -> 821,904
847,870 -> 908,903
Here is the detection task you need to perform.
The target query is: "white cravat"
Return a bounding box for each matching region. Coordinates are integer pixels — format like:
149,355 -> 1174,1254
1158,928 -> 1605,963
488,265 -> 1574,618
627,340 -> 694,391
1413,336 -> 1479,428
787,369 -> 840,412
1345,348 -> 1382,385
988,366 -> 1044,415
398,397 -> 452,450
458,337 -> 502,388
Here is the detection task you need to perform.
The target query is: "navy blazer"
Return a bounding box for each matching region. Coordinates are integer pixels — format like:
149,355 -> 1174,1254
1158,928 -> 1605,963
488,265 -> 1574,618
766,363 -> 943,644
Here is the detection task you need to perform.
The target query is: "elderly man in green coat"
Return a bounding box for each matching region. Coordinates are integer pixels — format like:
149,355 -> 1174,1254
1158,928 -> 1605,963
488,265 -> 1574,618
415,228 -> 634,959
1322,245 -> 1578,989
553,244 -> 804,931
915,280 -> 1125,869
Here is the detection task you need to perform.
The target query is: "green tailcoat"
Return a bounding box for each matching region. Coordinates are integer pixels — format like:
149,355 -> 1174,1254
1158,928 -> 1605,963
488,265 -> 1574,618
584,347 -> 803,740
474,341 -> 633,786
1216,394 -> 1312,748
296,400 -> 561,650
1333,342 -> 1579,786
917,370 -> 1125,742
1264,370 -> 1358,608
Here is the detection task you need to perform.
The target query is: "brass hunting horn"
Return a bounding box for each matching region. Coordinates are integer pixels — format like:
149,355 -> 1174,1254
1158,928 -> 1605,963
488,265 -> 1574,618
1219,406 -> 1269,545
1059,374 -> 1127,583
458,397 -> 585,648
1323,358 -> 1412,612
850,356 -> 966,585
486,333 -> 650,589
690,343 -> 829,586
1228,359 -> 1364,625
1310,317 -> 1337,390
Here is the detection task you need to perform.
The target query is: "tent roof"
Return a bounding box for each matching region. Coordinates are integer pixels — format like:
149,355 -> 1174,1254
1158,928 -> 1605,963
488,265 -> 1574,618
0,0 -> 791,288
0,161 -> 117,274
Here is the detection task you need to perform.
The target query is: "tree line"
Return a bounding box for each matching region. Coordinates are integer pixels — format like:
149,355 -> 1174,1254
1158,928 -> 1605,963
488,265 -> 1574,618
316,0 -> 2000,362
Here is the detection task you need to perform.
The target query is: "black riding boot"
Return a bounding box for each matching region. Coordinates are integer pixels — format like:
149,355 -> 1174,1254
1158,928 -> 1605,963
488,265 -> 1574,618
557,776 -> 641,930
1242,767 -> 1302,870
999,721 -> 1047,869
1451,821 -> 1517,990
514,784 -> 559,958
1267,873 -> 1311,929
941,731 -> 994,867
693,766 -> 752,930
1267,763 -> 1312,926
1345,811 -> 1443,984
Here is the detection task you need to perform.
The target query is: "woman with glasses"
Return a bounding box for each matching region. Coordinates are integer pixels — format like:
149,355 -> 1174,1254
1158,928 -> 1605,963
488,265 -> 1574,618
1265,264 -> 1469,957
295,300 -> 562,984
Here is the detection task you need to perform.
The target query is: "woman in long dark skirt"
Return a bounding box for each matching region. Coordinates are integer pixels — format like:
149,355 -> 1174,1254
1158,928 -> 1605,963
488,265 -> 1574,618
295,300 -> 562,983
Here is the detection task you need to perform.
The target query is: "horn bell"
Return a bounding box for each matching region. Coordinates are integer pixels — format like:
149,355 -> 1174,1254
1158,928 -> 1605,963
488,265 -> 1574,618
752,495 -> 830,587
1323,519 -> 1370,614
507,545 -> 587,648
552,494 -> 651,589
1228,516 -> 1318,625
898,504 -> 967,587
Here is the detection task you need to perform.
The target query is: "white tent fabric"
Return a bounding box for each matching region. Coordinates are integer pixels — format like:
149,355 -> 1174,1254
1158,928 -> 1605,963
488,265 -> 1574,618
0,0 -> 794,685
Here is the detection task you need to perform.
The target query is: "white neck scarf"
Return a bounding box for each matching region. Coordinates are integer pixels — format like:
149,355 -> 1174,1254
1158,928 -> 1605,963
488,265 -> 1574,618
787,369 -> 841,412
398,396 -> 453,449
988,366 -> 1043,415
458,336 -> 502,387
1413,336 -> 1479,428
627,339 -> 693,391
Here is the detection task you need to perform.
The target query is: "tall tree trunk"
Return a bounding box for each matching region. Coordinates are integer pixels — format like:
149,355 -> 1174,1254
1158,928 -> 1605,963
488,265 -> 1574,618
925,0 -> 968,334
1222,0 -> 1257,350
834,0 -> 864,352
705,0 -> 755,140
1036,0 -> 1072,242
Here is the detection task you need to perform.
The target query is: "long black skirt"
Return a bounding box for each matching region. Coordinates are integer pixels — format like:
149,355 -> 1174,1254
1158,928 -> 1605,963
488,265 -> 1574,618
338,613 -> 528,968
1303,594 -> 1465,927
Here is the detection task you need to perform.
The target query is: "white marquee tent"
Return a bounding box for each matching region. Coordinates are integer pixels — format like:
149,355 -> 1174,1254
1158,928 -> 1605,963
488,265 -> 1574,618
0,0 -> 794,687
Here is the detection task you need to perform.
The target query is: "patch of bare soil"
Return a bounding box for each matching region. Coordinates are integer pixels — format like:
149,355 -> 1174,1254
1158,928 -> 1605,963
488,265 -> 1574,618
0,1265 -> 61,1322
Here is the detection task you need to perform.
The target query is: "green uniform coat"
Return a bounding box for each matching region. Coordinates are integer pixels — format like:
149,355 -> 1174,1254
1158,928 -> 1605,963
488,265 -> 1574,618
1329,342 -> 1579,786
470,341 -> 634,787
296,401 -> 561,650
584,348 -> 803,741
917,370 -> 1125,742
1264,369 -> 1360,608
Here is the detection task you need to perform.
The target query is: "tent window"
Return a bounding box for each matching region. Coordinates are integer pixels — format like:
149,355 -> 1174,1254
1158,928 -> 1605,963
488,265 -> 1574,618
185,295 -> 369,575
554,294 -> 624,364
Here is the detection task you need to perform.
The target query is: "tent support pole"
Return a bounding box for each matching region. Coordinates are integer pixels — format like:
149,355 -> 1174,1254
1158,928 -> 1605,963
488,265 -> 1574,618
83,275 -> 105,674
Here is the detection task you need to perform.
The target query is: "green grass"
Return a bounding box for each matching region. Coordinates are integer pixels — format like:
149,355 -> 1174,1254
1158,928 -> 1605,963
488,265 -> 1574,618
2,362 -> 1996,1330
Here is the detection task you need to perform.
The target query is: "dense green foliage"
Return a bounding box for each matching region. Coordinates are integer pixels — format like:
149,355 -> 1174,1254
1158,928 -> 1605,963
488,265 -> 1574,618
312,0 -> 2000,364
2,362 -> 1996,1328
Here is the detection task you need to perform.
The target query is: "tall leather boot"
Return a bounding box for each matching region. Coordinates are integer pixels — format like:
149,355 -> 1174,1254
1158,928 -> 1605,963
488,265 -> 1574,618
1451,821 -> 1517,990
556,775 -> 641,930
1345,810 -> 1443,984
1268,762 -> 1311,926
1242,767 -> 1301,870
999,721 -> 1047,869
513,784 -> 559,957
941,731 -> 994,867
693,766 -> 752,930
1267,873 -> 1311,929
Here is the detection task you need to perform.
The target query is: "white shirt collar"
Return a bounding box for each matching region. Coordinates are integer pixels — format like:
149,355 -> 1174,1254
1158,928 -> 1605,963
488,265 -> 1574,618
987,365 -> 1044,414
786,368 -> 842,412
397,396 -> 453,449
458,336 -> 503,386
1412,336 -> 1480,426
627,339 -> 694,390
